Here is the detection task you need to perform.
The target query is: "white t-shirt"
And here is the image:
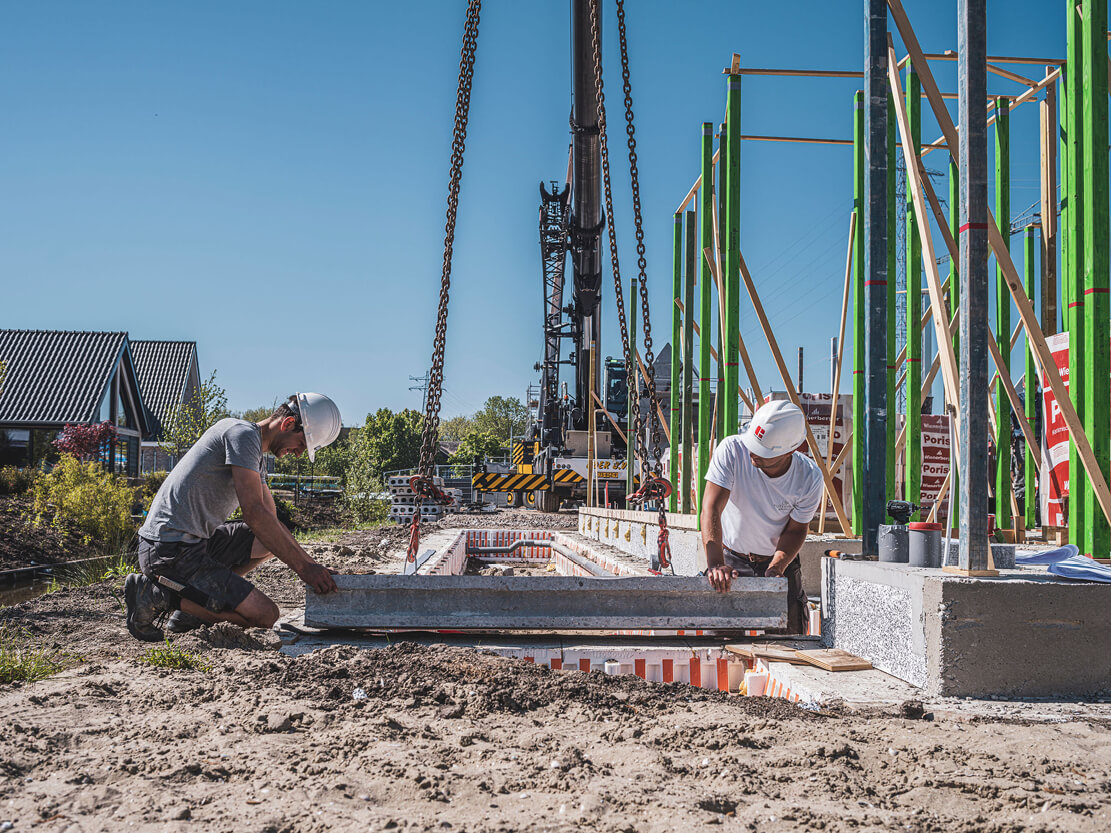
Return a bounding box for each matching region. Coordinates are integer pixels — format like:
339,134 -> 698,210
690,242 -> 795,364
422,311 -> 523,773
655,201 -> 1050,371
704,434 -> 824,556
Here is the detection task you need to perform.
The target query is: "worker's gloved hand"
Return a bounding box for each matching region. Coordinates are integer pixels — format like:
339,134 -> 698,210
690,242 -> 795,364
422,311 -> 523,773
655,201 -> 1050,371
298,561 -> 339,594
705,565 -> 739,593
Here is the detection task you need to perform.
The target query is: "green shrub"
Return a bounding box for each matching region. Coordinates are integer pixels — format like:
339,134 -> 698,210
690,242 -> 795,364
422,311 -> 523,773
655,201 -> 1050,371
0,466 -> 36,496
140,470 -> 169,506
0,625 -> 79,684
138,640 -> 211,672
30,455 -> 137,552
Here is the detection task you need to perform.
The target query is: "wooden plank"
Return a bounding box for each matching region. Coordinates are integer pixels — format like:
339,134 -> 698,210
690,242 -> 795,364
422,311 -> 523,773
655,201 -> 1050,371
821,212 -> 857,534
724,643 -> 809,665
633,349 -> 672,445
591,390 -> 628,447
794,648 -> 872,672
737,251 -> 852,534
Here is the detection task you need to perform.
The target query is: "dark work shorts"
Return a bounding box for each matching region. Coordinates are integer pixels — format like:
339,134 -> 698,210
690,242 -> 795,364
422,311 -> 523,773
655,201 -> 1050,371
723,548 -> 808,635
138,521 -> 257,613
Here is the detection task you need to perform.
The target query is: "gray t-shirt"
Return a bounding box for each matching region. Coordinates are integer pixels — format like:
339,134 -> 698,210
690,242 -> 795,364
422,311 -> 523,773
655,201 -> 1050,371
139,418 -> 265,543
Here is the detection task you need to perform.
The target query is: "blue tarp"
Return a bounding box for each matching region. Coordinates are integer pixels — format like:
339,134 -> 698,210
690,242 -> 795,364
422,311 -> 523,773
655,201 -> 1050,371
1015,545 -> 1111,583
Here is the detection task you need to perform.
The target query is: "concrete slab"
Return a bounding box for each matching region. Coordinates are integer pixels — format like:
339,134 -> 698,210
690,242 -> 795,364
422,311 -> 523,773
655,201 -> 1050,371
304,573 -> 787,630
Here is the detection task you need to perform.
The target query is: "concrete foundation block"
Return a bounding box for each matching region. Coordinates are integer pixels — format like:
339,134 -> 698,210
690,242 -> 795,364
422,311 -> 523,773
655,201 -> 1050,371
822,557 -> 1111,697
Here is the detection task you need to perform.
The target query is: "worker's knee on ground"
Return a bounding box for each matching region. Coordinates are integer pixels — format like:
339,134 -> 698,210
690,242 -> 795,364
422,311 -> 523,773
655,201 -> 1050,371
235,591 -> 280,629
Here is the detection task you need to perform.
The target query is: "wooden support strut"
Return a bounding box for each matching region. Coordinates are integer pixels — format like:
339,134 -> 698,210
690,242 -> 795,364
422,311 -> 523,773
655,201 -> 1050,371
674,298 -> 755,414
888,0 -> 1111,528
737,251 -> 852,535
885,42 -> 963,469
820,212 -> 856,534
701,248 -> 763,405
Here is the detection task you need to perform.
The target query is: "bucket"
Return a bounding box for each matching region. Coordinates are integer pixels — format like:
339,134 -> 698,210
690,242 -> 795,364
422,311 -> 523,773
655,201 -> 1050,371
908,521 -> 943,567
878,524 -> 909,563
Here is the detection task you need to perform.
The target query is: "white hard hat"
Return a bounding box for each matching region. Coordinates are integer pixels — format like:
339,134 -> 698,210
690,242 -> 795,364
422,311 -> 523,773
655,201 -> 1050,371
739,399 -> 806,458
295,392 -> 342,462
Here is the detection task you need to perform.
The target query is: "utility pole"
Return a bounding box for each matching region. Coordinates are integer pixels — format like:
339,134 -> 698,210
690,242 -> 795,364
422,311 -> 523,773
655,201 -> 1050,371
409,374 -> 430,412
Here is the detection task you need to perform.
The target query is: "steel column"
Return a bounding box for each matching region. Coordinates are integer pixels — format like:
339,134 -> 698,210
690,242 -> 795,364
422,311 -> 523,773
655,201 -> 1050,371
724,75 -> 742,437
862,0 -> 889,556
948,157 -> 961,534
1024,225 -> 1038,529
696,123 -> 714,522
958,0 -> 990,571
715,124 -> 727,446
886,91 -> 898,505
906,61 -> 922,518
852,90 -> 866,536
994,97 -> 1011,533
1081,0 -> 1109,558
682,211 -> 696,515
669,213 -> 682,512
1065,1 -> 1085,544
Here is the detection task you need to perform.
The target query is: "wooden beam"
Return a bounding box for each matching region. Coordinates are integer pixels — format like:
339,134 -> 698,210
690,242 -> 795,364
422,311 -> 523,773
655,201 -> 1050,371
702,247 -> 764,404
728,68 -> 864,78
591,390 -> 628,447
886,41 -> 962,444
820,212 -> 856,534
737,251 -> 852,535
985,61 -> 1038,87
891,0 -> 1111,527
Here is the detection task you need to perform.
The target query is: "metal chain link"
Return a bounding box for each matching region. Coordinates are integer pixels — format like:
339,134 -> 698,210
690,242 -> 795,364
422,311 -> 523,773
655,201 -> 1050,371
614,0 -> 663,479
588,0 -> 645,476
417,0 -> 482,479
409,0 -> 480,563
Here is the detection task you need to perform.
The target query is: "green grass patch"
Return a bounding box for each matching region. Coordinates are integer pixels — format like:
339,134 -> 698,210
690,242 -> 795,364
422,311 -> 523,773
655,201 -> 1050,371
294,520 -> 390,545
45,550 -> 138,594
138,640 -> 211,672
0,625 -> 80,684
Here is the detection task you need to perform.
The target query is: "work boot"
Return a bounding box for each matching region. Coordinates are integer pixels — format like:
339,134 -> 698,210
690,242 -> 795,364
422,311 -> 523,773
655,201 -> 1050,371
165,610 -> 203,634
124,573 -> 171,642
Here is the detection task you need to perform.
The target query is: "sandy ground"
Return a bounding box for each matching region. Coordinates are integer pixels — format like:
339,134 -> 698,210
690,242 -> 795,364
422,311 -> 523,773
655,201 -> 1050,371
2,509 -> 1111,832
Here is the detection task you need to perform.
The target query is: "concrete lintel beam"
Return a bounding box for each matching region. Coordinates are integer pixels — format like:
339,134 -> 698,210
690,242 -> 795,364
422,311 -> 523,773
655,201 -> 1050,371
304,575 -> 787,631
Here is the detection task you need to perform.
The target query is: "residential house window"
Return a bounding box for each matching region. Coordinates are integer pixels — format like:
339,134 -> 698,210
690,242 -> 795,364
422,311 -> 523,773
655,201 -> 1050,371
0,429 -> 30,467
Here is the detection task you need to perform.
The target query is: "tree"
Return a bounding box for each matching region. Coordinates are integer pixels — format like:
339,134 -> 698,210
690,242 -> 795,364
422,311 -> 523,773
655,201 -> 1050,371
159,370 -> 229,459
236,403 -> 277,423
438,414 -> 475,442
345,409 -> 423,523
472,396 -> 529,446
449,429 -> 504,464
53,422 -> 116,462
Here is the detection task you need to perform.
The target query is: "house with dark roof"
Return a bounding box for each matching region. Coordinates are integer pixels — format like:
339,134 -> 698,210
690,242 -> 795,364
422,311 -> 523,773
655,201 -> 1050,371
130,340 -> 201,473
0,330 -> 150,476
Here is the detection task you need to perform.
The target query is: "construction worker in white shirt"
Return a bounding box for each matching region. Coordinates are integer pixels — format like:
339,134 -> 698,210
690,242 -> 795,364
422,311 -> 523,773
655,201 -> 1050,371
700,400 -> 823,634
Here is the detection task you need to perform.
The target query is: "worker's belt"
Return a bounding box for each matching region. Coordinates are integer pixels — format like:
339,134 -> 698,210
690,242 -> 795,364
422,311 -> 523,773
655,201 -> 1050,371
723,547 -> 773,564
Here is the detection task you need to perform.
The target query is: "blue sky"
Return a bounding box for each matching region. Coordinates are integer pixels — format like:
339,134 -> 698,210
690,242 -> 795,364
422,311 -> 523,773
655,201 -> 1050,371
0,1 -> 1068,425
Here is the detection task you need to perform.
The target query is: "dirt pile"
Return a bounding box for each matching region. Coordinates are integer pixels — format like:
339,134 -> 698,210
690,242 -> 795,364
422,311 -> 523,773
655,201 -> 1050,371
2,629 -> 1110,832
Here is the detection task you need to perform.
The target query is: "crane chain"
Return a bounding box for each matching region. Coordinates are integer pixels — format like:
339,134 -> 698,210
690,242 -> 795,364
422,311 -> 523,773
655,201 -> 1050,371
410,0 -> 481,563
416,0 -> 482,480
614,0 -> 663,480
588,0 -> 644,476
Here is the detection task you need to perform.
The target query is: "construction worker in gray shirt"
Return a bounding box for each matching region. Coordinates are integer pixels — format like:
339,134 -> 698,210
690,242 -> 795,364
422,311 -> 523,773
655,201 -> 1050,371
125,393 -> 342,642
